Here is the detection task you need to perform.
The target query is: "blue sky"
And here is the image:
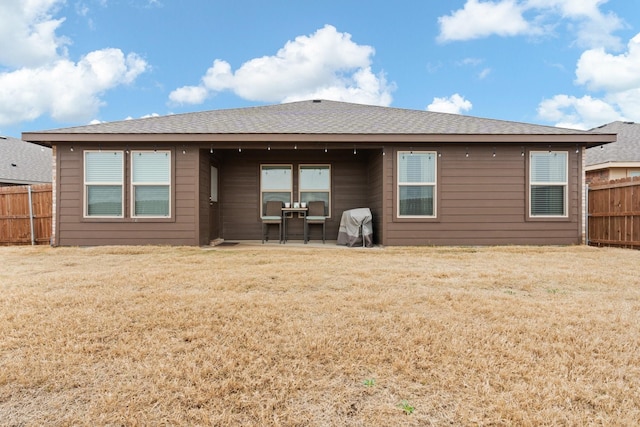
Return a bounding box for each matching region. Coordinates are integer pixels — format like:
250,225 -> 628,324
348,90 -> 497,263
1,0 -> 639,138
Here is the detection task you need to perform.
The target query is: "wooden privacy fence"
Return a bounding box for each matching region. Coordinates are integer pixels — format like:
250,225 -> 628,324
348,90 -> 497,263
0,184 -> 52,245
587,177 -> 640,249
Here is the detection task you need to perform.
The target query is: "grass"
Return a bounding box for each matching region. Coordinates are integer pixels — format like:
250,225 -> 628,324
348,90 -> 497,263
1,244 -> 639,425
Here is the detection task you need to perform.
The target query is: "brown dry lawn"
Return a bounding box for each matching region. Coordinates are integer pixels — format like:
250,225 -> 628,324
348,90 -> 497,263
1,244 -> 639,426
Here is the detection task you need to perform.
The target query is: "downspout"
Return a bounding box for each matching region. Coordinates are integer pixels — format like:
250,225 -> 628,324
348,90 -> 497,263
28,185 -> 35,245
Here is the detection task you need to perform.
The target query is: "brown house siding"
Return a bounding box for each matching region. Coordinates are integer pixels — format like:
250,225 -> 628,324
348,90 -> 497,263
198,149 -> 211,245
55,144 -> 199,246
381,144 -> 582,246
51,140 -> 584,247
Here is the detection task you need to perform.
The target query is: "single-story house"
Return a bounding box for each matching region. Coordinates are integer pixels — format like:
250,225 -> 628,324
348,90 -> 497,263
22,100 -> 615,247
586,121 -> 640,184
0,135 -> 52,186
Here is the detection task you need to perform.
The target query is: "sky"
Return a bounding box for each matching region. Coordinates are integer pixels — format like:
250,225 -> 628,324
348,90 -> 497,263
1,0 -> 640,138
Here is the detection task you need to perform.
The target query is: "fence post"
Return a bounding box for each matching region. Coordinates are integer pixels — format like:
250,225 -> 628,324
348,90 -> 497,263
28,185 -> 35,246
585,185 -> 589,246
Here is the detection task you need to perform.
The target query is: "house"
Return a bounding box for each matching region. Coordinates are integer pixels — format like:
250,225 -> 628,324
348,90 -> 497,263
586,121 -> 640,184
0,135 -> 52,186
21,100 -> 615,247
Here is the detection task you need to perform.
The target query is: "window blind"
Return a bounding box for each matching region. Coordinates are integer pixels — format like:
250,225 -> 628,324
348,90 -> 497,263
300,166 -> 330,190
531,152 -> 567,182
85,151 -> 123,182
399,153 -> 435,183
133,151 -> 170,183
261,166 -> 292,190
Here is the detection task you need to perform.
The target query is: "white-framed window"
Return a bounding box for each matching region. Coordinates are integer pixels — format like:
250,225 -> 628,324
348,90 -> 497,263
131,150 -> 171,218
299,165 -> 331,217
529,151 -> 568,217
397,151 -> 437,217
260,165 -> 292,216
84,150 -> 124,218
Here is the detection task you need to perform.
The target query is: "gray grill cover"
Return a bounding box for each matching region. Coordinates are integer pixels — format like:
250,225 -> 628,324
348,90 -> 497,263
337,208 -> 373,247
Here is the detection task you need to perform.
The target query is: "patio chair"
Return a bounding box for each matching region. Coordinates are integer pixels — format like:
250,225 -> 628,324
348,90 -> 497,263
305,201 -> 326,243
262,200 -> 283,243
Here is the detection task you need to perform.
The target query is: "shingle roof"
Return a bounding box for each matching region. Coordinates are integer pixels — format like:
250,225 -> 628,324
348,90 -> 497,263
586,121 -> 640,166
0,136 -> 52,185
26,100 -> 602,136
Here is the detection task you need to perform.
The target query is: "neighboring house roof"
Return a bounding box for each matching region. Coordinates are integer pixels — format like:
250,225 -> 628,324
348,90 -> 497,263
0,136 -> 52,185
587,121 -> 640,167
23,100 -> 614,146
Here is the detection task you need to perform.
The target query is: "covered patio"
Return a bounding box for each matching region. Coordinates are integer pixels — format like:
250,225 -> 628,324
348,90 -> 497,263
207,146 -> 382,244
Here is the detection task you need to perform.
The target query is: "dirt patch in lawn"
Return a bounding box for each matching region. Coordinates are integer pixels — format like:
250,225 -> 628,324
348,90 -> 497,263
1,245 -> 639,425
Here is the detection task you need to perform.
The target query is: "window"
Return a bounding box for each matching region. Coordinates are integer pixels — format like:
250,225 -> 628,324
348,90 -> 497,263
261,165 -> 292,216
397,151 -> 436,217
299,165 -> 331,216
530,151 -> 568,217
131,150 -> 171,217
84,151 -> 124,217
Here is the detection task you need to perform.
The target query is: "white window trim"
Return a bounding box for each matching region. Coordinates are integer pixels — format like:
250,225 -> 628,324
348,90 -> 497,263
298,164 -> 331,218
397,150 -> 437,218
529,150 -> 569,218
260,164 -> 293,217
130,150 -> 172,219
83,150 -> 124,219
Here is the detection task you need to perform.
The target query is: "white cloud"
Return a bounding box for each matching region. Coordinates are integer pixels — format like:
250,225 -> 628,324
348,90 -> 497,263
169,25 -> 394,107
0,0 -> 148,128
123,113 -> 160,121
527,0 -> 624,49
478,68 -> 492,79
575,34 -> 640,92
437,0 -> 624,49
282,67 -> 394,106
608,89 -> 640,121
458,58 -> 483,67
538,32 -> 640,129
169,85 -> 209,105
427,94 -> 473,114
0,0 -> 68,67
437,0 -> 532,42
537,94 -> 623,129
0,49 -> 147,126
